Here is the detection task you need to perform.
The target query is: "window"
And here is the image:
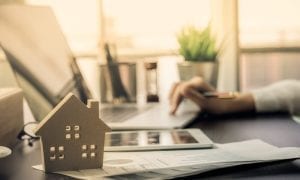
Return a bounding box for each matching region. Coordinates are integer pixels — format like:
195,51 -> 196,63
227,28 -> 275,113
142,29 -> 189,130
50,154 -> 56,160
74,133 -> 80,139
64,124 -> 80,140
90,144 -> 96,150
26,0 -> 211,57
90,152 -> 96,158
50,147 -> 55,152
102,0 -> 211,57
239,0 -> 300,48
82,145 -> 87,150
65,126 -> 71,131
58,146 -> 64,151
49,145 -> 65,160
26,0 -> 100,54
58,154 -> 65,160
81,144 -> 97,159
65,134 -> 71,140
74,125 -> 80,131
82,153 -> 87,158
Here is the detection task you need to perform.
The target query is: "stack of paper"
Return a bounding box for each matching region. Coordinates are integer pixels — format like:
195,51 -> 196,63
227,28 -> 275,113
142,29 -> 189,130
33,139 -> 300,179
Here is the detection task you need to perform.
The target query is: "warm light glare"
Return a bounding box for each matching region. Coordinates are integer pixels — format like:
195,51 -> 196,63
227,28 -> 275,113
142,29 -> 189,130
26,0 -> 300,54
103,0 -> 211,51
239,0 -> 300,47
27,0 -> 100,53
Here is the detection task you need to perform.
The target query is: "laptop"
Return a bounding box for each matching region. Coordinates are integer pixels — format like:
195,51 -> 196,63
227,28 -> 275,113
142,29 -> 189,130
0,5 -> 199,130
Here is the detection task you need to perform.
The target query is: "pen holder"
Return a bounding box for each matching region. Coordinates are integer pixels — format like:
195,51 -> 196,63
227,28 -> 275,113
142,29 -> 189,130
99,63 -> 137,103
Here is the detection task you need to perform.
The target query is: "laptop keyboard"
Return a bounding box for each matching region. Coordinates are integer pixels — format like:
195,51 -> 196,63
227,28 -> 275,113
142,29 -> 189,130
100,106 -> 153,122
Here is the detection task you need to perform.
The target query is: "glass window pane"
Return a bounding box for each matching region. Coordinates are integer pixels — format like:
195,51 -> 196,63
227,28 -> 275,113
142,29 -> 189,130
239,0 -> 300,48
27,0 -> 100,53
103,0 -> 211,55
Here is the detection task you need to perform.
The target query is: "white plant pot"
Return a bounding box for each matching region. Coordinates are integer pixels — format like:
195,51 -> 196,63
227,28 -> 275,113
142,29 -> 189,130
177,61 -> 218,87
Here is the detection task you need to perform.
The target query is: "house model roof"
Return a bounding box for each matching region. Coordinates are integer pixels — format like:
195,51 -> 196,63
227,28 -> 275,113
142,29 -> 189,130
34,93 -> 110,135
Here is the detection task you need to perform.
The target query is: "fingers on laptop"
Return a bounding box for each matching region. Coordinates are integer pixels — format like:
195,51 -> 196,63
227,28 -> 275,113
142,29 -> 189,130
169,77 -> 216,115
169,82 -> 183,114
188,77 -> 215,92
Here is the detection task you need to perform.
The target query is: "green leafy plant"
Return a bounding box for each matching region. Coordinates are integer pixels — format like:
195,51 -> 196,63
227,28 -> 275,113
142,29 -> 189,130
177,25 -> 218,62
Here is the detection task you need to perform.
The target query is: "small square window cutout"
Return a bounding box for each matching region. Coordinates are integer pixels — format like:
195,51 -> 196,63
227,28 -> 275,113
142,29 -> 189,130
66,134 -> 71,139
58,146 -> 64,151
82,145 -> 87,150
82,153 -> 87,158
50,147 -> 55,152
90,144 -> 96,149
65,126 -> 71,131
74,125 -> 80,131
59,154 -> 64,160
75,133 -> 80,139
90,152 -> 96,158
50,155 -> 56,160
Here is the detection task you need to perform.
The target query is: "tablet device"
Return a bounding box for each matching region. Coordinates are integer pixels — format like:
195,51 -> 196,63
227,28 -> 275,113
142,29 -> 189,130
104,129 -> 213,151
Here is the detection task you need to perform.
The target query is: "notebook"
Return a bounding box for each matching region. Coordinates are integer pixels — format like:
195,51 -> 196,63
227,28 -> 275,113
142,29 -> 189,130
0,5 -> 198,130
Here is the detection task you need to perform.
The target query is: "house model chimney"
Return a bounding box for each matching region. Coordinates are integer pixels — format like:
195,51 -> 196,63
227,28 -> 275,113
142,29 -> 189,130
87,99 -> 99,114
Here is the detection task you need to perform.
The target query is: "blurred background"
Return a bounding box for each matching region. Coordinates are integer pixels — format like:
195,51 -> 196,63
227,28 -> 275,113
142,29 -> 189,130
1,0 -> 300,92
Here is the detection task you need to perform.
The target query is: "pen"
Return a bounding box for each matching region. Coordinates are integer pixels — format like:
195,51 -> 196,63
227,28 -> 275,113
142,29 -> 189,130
203,92 -> 238,99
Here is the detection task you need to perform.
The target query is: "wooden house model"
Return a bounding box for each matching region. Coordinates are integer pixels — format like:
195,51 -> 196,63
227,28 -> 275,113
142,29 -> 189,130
34,93 -> 111,172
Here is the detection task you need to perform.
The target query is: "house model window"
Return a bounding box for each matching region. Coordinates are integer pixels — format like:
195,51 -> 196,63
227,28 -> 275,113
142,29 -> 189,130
65,125 -> 81,140
74,125 -> 80,131
82,145 -> 87,150
81,144 -> 97,159
65,126 -> 71,131
75,133 -> 80,139
34,93 -> 111,172
49,145 -> 65,161
65,134 -> 71,139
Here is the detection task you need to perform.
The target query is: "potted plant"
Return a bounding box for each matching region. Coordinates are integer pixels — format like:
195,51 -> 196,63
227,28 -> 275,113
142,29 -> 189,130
177,25 -> 219,87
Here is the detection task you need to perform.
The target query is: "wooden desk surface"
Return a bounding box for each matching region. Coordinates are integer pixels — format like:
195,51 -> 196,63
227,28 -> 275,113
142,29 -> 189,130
1,113 -> 300,180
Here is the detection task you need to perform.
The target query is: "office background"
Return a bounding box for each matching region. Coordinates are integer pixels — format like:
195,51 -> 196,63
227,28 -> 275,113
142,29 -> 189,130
1,0 -> 300,92
1,1 -> 300,179
2,0 -> 300,92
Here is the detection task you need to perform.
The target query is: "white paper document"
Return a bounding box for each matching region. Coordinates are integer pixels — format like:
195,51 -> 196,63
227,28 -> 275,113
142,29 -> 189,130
33,139 -> 300,179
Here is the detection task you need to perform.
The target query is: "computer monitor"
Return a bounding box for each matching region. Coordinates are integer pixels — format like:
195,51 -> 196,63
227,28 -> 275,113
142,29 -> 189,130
0,5 -> 91,121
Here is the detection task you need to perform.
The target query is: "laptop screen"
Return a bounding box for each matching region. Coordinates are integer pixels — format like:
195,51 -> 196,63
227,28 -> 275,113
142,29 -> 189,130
0,5 -> 91,120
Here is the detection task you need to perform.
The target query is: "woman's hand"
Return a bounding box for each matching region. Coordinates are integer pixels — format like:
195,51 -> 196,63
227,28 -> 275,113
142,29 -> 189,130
169,76 -> 215,114
169,76 -> 255,115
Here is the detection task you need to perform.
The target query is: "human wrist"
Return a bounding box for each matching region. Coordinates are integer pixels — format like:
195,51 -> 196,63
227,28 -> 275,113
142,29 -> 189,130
207,93 -> 255,114
232,93 -> 255,113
